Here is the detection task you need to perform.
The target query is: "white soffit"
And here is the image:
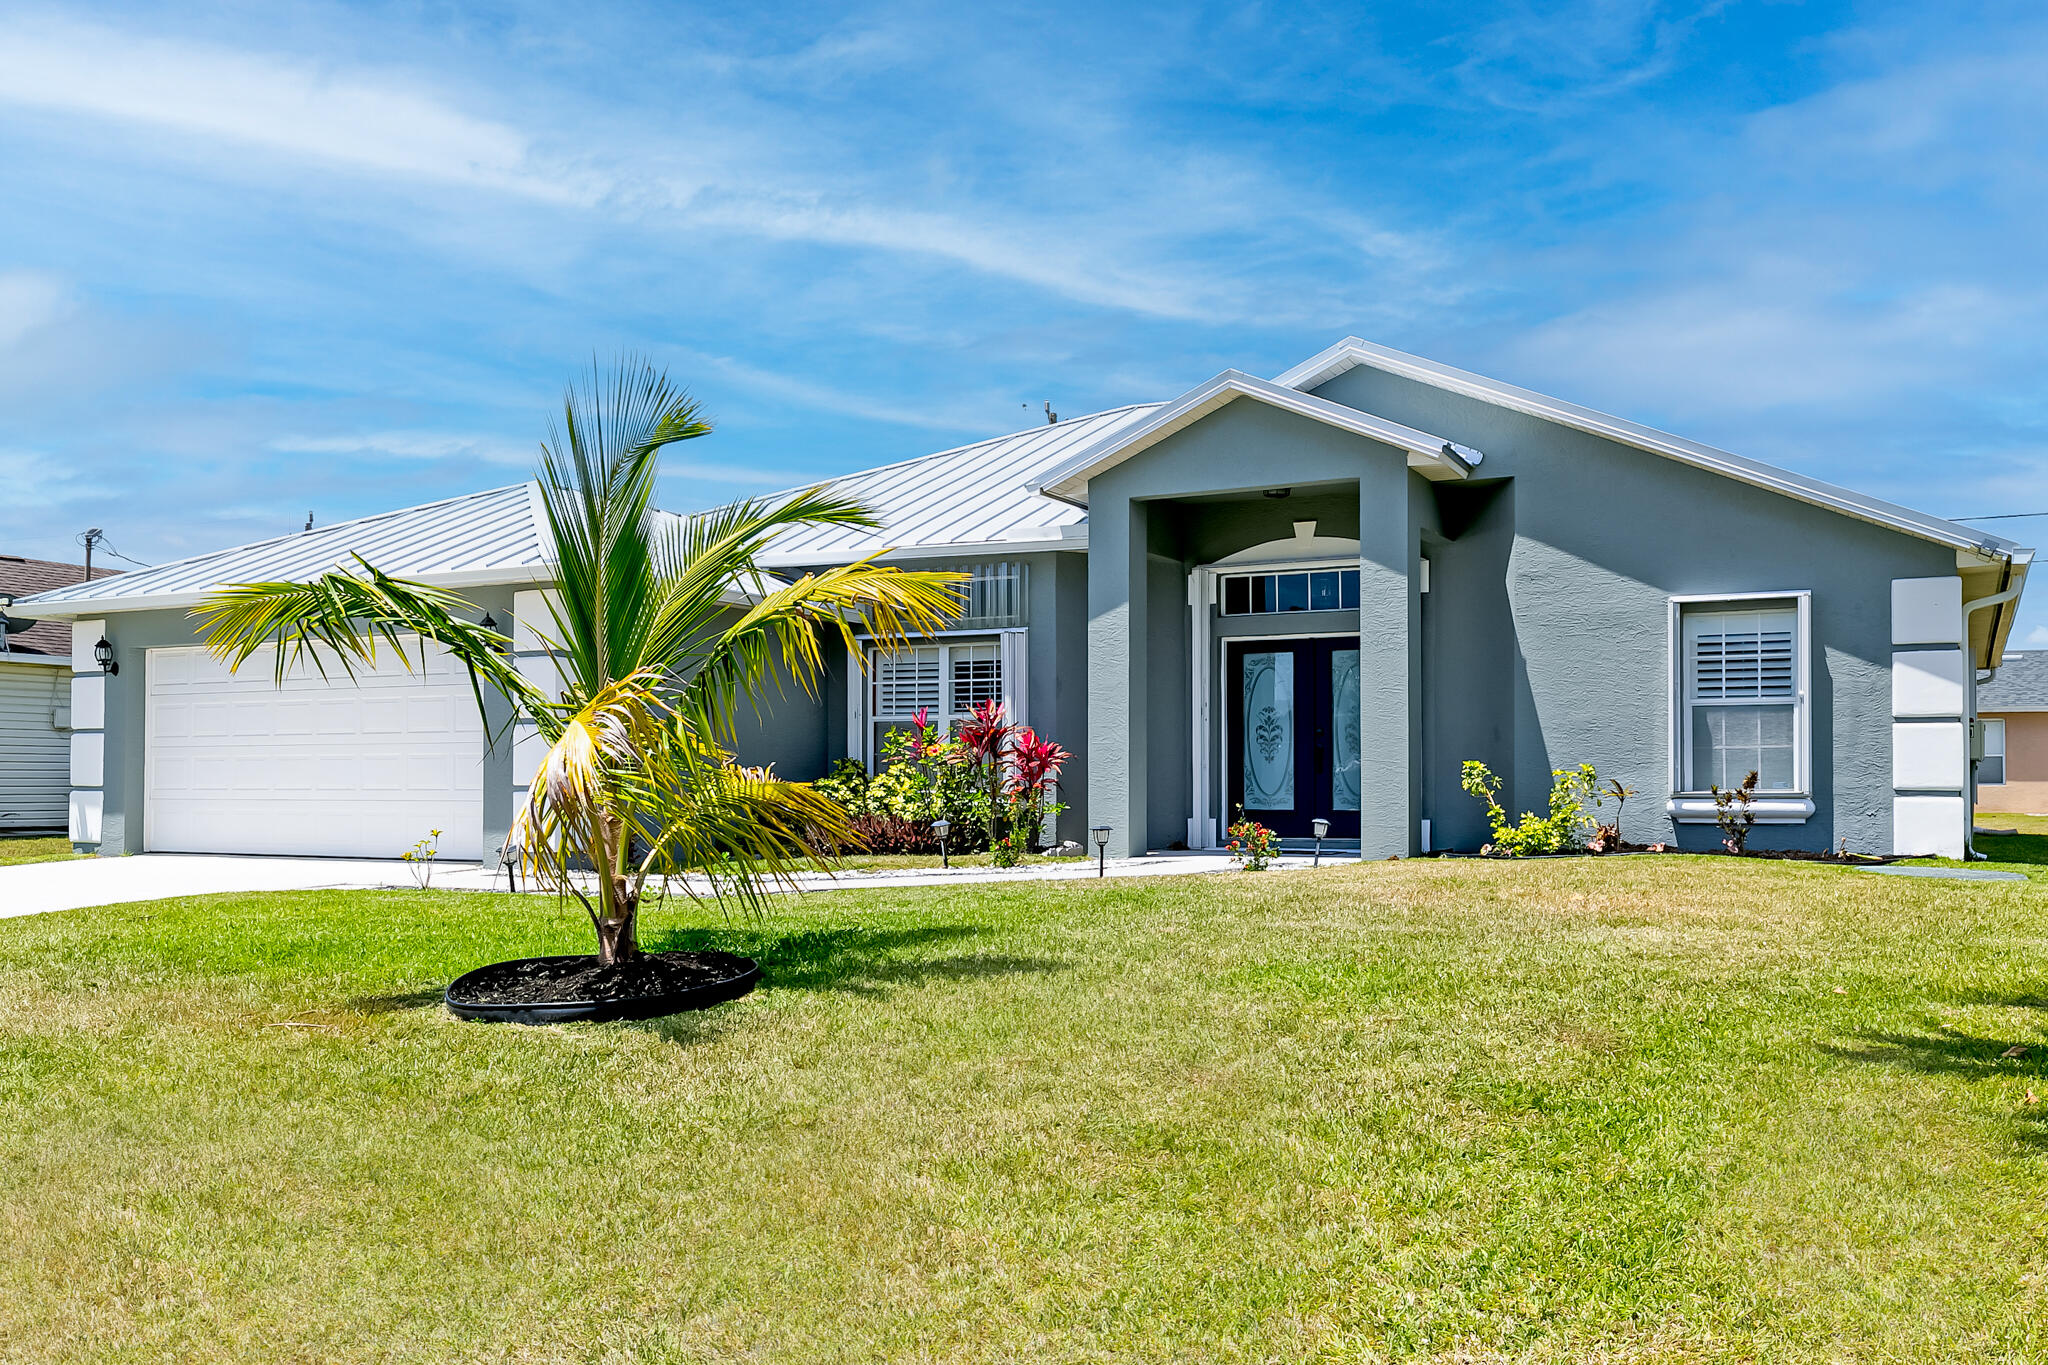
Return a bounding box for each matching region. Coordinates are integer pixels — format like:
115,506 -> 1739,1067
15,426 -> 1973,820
1277,338 -> 2029,559
1035,370 -> 1480,505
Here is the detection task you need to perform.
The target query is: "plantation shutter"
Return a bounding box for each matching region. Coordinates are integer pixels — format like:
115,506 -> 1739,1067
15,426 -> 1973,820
1687,609 -> 1797,700
948,643 -> 1002,716
872,646 -> 941,716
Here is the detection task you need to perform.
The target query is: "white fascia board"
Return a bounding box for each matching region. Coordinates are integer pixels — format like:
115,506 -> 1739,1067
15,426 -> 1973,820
1276,338 -> 2025,559
8,563 -> 558,618
757,525 -> 1089,569
0,653 -> 72,667
1034,370 -> 1478,505
1981,550 -> 2033,670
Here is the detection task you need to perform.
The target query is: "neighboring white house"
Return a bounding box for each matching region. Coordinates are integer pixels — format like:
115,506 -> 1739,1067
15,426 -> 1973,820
0,556 -> 106,834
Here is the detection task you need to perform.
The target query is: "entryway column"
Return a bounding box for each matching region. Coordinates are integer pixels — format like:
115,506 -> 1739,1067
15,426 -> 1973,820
1355,465 -> 1417,857
1087,496 -> 1148,858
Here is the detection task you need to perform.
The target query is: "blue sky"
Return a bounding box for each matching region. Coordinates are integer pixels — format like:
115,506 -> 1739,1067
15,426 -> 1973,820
1,0 -> 2044,641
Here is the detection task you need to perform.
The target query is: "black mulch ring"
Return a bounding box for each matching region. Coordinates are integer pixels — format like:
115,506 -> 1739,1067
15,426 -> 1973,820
445,951 -> 760,1025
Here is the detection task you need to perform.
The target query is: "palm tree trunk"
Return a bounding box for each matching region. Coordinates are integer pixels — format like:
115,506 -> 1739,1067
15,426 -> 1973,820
595,894 -> 639,965
593,811 -> 641,966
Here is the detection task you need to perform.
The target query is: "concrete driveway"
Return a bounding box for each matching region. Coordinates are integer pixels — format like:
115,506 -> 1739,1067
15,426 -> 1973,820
0,854 -> 481,920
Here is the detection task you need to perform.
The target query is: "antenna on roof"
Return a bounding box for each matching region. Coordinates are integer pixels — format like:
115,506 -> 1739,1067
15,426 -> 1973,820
1044,400 -> 1058,425
304,510 -> 315,532
77,528 -> 104,582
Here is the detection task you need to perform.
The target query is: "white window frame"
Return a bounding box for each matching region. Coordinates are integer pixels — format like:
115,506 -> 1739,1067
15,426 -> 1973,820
1979,717 -> 2007,786
858,633 -> 1018,769
1666,591 -> 1816,824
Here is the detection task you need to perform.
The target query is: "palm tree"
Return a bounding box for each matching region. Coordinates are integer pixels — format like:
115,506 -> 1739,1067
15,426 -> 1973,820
197,360 -> 962,964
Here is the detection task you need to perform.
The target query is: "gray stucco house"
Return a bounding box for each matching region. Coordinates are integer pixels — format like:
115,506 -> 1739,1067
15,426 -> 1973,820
17,339 -> 2032,863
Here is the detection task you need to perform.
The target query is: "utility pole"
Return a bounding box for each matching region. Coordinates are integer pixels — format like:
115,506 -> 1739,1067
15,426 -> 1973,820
79,528 -> 104,582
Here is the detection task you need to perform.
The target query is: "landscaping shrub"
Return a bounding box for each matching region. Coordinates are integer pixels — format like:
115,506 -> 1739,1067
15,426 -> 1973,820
1461,761 -> 1599,856
814,707 -> 1070,856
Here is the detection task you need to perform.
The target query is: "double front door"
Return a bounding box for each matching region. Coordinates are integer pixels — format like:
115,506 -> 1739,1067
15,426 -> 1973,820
1226,636 -> 1361,839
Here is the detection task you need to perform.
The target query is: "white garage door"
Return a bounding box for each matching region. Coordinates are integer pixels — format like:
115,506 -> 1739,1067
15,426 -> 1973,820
146,641 -> 484,859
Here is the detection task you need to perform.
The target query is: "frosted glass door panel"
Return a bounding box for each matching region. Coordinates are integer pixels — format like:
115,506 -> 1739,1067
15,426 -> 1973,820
1241,651 -> 1294,809
1331,649 -> 1360,812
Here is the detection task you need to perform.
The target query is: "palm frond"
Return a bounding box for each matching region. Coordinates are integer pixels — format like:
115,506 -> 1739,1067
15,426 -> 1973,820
194,558 -> 539,728
535,356 -> 712,694
633,485 -> 889,680
684,558 -> 966,746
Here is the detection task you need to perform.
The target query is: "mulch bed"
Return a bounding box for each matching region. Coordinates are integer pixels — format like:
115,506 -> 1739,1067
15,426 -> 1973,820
446,950 -> 759,1024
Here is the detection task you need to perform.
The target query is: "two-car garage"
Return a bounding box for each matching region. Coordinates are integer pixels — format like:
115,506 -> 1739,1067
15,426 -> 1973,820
143,641 -> 485,860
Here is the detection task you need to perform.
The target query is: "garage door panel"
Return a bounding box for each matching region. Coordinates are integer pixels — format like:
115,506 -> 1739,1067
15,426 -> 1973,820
147,640 -> 483,859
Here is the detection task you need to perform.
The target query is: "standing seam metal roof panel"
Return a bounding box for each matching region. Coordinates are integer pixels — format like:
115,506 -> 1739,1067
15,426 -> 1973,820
754,404 -> 1159,566
18,484 -> 547,608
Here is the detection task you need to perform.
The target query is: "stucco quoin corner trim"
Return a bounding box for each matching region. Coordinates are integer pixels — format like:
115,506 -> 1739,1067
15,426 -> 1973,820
1034,370 -> 1480,505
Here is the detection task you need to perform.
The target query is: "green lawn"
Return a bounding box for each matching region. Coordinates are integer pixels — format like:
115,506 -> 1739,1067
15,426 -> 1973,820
1979,810 -> 2048,840
0,834 -> 79,867
3,852 -> 2047,1361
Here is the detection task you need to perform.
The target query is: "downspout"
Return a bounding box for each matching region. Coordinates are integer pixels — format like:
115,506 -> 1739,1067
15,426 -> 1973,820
1961,563 -> 2021,860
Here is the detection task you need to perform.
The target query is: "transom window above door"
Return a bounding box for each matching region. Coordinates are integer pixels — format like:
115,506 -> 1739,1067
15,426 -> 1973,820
1222,569 -> 1360,615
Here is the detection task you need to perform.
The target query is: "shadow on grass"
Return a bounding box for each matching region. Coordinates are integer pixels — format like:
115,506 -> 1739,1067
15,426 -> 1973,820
1972,833 -> 2048,866
344,988 -> 446,1015
1820,1024 -> 2048,1149
642,921 -> 1067,997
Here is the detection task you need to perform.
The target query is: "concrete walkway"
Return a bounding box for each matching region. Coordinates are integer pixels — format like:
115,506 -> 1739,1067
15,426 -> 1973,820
0,849 -> 1356,920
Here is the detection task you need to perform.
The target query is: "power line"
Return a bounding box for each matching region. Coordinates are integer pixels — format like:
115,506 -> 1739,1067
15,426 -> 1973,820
75,529 -> 152,579
1954,512 -> 2048,521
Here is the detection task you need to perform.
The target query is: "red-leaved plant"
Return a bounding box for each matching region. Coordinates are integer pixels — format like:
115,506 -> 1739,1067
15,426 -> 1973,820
950,700 -> 1018,847
1006,727 -> 1071,850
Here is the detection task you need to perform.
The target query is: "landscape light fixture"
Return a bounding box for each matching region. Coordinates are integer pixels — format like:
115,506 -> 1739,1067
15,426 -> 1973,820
1092,824 -> 1112,878
93,636 -> 118,675
1311,817 -> 1331,867
932,818 -> 951,869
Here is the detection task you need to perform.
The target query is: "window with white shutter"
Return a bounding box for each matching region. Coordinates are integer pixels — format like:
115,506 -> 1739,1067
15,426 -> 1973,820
868,639 -> 1007,766
949,643 -> 1002,714
872,646 -> 941,717
1680,601 -> 1805,793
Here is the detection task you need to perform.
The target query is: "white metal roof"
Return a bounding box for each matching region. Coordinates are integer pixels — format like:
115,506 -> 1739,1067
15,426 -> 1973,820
1036,370 -> 1479,504
15,484 -> 551,617
753,403 -> 1160,567
1275,337 -> 2030,560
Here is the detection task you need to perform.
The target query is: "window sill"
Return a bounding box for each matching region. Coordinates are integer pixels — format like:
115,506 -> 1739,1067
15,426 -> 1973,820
1666,795 -> 1814,824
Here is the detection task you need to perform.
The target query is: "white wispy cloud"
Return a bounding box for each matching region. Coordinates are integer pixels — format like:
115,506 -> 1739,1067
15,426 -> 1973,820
269,431 -> 534,465
0,269 -> 68,347
0,16 -> 591,203
0,15 -> 1436,325
691,353 -> 1004,433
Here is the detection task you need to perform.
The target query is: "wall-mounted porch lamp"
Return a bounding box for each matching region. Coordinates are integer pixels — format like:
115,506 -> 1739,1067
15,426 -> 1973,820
1311,817 -> 1331,867
932,818 -> 951,869
93,636 -> 118,676
1091,825 -> 1112,878
478,613 -> 511,655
